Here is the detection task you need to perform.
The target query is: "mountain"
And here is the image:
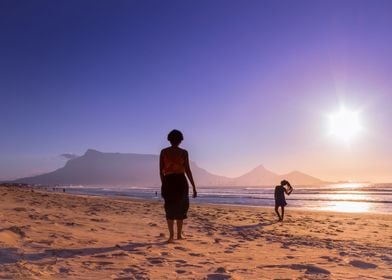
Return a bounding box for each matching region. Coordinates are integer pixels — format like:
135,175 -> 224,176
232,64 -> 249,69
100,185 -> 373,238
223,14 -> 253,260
14,149 -> 327,187
14,149 -> 230,187
228,165 -> 326,186
230,165 -> 280,186
280,170 -> 326,186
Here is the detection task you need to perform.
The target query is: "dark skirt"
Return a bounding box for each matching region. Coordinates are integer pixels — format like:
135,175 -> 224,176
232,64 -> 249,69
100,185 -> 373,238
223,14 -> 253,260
161,173 -> 189,220
275,186 -> 287,207
275,197 -> 287,207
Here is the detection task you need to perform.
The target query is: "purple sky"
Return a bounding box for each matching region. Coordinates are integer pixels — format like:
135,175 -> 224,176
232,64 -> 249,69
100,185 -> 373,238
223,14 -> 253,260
1,0 -> 392,182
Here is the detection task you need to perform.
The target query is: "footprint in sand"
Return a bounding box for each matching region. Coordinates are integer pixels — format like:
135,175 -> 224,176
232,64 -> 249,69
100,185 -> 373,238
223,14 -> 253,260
380,255 -> 392,265
59,267 -> 71,274
93,254 -> 108,258
189,252 -> 204,257
291,264 -> 330,275
147,257 -> 165,265
3,226 -> 26,238
174,246 -> 188,251
320,255 -> 342,263
205,267 -> 232,280
112,252 -> 128,257
13,207 -> 27,212
349,260 -> 378,269
206,273 -> 231,279
121,267 -> 148,279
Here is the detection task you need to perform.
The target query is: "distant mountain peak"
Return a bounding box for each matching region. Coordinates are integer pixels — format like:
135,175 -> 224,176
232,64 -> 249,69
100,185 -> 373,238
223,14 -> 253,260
247,164 -> 276,175
84,149 -> 102,156
253,164 -> 267,171
286,170 -> 301,175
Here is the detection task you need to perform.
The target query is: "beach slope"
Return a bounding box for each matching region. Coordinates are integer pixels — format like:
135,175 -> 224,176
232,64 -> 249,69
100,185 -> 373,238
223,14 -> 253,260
0,185 -> 391,279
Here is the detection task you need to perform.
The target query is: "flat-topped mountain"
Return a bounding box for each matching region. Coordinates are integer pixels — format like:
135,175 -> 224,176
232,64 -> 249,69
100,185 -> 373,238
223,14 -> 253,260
14,149 -> 230,187
14,149 -> 327,187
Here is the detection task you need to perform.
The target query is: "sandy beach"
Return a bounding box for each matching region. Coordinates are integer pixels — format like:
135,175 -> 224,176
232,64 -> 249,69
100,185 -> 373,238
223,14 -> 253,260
0,185 -> 391,279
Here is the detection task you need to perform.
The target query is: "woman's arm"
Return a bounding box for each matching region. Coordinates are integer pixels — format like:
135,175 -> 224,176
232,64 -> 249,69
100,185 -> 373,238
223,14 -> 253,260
184,150 -> 197,198
285,182 -> 293,195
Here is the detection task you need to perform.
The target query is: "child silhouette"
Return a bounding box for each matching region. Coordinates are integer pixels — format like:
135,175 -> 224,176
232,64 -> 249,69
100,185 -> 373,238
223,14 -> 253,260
274,180 -> 293,222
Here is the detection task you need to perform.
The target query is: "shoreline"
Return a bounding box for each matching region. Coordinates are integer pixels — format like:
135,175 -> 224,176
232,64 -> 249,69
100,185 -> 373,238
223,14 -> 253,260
1,185 -> 391,279
40,185 -> 392,216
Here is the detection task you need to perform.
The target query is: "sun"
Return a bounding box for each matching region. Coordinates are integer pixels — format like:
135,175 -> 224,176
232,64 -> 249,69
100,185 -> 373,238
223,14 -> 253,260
328,106 -> 362,142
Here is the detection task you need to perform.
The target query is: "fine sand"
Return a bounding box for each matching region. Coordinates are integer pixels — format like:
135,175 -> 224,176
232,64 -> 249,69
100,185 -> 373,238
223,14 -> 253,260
0,185 -> 391,280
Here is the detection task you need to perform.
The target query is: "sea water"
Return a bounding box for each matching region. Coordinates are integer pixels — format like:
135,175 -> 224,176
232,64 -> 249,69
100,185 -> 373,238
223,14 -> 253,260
63,183 -> 392,214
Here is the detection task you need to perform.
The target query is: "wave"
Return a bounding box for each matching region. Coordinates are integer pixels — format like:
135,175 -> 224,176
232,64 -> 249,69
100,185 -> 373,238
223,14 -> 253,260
63,184 -> 392,213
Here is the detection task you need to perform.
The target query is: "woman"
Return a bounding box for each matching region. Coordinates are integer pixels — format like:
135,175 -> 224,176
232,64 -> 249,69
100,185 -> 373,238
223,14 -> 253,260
160,129 -> 197,243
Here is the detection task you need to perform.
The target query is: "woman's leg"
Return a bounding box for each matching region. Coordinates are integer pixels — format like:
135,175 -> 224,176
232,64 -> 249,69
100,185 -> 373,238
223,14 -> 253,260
275,205 -> 282,221
176,219 -> 184,239
281,206 -> 285,221
167,219 -> 174,243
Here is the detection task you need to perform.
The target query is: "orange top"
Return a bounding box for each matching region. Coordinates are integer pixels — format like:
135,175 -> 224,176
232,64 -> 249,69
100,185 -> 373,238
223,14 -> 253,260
161,149 -> 186,175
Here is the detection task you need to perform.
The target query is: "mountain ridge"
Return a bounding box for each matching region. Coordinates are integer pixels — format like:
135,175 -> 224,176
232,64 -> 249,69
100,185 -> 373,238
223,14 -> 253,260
14,149 -> 328,187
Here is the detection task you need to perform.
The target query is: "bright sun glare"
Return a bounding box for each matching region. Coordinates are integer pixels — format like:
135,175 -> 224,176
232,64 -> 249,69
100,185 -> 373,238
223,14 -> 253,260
328,106 -> 362,142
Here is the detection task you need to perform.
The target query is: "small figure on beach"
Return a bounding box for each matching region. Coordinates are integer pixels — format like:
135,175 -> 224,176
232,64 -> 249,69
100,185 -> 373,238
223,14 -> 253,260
160,129 -> 197,243
274,180 -> 293,222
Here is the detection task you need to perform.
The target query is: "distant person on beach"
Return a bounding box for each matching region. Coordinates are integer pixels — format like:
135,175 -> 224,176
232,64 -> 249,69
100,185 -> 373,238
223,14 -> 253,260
160,129 -> 197,243
274,180 -> 293,222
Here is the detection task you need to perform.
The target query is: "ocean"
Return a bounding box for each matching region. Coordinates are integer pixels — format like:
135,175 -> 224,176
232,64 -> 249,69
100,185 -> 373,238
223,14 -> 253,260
62,183 -> 392,214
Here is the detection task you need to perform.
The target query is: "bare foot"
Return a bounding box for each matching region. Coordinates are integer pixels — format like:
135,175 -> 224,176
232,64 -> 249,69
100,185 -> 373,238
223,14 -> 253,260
167,238 -> 175,243
177,234 -> 185,240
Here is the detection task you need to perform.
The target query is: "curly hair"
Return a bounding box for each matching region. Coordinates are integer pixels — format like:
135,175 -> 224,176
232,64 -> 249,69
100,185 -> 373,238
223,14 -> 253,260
167,129 -> 184,145
280,180 -> 289,186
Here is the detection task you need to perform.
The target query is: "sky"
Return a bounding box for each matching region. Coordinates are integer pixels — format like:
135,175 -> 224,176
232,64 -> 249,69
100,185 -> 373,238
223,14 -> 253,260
1,0 -> 392,182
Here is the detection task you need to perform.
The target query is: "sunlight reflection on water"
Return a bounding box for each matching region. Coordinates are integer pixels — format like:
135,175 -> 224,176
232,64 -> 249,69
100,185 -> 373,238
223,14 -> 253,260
329,182 -> 367,189
321,201 -> 371,213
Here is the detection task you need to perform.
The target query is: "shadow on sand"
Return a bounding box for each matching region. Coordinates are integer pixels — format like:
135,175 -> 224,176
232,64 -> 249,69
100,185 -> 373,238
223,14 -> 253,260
232,221 -> 273,232
0,241 -> 166,265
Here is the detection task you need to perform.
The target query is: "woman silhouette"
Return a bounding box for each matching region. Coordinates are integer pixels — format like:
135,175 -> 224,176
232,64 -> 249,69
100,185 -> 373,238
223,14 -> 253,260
160,129 -> 197,243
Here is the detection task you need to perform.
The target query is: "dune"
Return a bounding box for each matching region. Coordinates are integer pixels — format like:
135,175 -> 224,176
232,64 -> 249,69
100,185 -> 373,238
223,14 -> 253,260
0,185 -> 391,279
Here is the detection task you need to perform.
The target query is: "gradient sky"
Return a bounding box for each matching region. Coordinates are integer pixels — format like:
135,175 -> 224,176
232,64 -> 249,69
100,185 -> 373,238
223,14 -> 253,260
1,0 -> 392,182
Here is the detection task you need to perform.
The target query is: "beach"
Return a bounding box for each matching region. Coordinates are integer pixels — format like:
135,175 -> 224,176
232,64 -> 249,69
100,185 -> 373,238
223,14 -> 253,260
0,185 -> 391,279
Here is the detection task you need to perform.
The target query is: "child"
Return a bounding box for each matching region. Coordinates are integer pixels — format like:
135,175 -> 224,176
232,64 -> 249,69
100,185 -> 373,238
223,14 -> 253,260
274,180 -> 293,222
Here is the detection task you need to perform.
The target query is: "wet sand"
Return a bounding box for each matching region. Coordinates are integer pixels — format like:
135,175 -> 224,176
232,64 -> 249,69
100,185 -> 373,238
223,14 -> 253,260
0,185 -> 391,279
